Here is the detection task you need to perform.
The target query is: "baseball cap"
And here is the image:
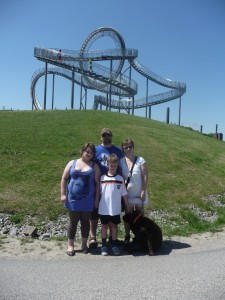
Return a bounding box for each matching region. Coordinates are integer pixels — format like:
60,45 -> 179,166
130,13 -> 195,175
100,128 -> 112,136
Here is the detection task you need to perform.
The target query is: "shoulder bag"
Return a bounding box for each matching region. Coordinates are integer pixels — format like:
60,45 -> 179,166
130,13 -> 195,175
121,156 -> 138,212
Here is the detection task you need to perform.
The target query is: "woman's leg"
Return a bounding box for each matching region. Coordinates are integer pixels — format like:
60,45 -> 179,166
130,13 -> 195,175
135,204 -> 143,214
67,210 -> 79,251
80,212 -> 91,252
123,204 -> 136,244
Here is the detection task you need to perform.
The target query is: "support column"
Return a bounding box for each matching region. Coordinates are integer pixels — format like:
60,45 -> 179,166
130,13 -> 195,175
106,94 -> 109,111
80,76 -> 83,110
44,62 -> 48,110
178,97 -> 181,126
109,60 -> 113,111
118,72 -> 122,113
85,88 -> 87,110
51,73 -> 55,110
131,96 -> 134,115
148,106 -> 151,119
71,70 -> 75,109
166,107 -> 170,124
129,66 -> 134,115
145,78 -> 148,118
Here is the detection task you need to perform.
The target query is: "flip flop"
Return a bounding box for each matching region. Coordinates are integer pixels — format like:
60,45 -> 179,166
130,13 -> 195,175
66,249 -> 75,256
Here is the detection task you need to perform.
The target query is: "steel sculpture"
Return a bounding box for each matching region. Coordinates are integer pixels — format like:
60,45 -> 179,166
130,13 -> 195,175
31,27 -> 186,113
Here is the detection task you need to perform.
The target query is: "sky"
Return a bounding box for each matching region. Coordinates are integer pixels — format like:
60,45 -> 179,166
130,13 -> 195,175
1,0 -> 225,135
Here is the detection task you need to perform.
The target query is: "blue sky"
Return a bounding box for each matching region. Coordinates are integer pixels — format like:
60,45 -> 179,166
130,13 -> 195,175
1,0 -> 225,135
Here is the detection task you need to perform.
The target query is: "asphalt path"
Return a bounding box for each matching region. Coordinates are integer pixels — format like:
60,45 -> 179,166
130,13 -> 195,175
1,245 -> 225,300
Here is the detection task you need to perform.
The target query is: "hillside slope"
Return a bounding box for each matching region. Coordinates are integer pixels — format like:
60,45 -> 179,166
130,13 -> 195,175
1,110 -> 225,235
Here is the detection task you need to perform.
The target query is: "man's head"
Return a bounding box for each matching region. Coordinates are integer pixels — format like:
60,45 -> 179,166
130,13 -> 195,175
100,128 -> 113,147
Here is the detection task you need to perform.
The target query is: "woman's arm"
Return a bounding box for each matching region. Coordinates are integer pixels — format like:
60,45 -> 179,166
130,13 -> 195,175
140,161 -> 148,201
94,164 -> 101,208
60,160 -> 73,203
123,195 -> 130,214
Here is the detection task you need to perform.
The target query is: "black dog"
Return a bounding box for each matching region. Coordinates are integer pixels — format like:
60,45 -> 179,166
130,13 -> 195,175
123,210 -> 163,256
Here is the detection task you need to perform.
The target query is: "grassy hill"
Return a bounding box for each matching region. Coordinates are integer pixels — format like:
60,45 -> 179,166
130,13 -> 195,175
1,109 -> 225,236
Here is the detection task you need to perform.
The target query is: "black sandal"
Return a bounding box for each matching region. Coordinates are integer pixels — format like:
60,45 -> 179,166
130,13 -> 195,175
66,249 -> 75,256
89,238 -> 98,249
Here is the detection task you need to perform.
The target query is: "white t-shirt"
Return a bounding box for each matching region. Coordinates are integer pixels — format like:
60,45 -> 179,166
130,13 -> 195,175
120,156 -> 148,206
98,174 -> 127,216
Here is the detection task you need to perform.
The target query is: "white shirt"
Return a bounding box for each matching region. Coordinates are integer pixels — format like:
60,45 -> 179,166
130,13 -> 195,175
98,174 -> 127,216
120,156 -> 148,206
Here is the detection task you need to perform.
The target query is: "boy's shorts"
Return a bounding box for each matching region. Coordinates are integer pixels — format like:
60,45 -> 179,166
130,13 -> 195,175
90,208 -> 99,220
100,214 -> 121,225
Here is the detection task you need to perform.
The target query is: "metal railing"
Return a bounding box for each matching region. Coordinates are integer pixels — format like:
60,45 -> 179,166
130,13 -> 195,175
32,27 -> 186,110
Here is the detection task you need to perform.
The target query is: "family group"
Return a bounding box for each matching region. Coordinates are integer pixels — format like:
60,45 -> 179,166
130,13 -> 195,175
60,128 -> 148,256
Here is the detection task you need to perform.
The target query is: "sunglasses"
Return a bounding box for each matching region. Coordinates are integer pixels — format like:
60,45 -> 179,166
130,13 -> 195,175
123,146 -> 133,150
102,133 -> 112,137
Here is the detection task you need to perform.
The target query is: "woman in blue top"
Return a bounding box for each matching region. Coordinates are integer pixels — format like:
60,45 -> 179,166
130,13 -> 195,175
61,142 -> 100,256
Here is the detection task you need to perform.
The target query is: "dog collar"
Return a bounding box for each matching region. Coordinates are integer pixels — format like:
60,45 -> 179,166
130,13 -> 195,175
133,213 -> 142,224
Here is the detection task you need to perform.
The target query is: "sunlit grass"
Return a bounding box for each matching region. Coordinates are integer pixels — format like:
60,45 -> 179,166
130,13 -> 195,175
1,109 -> 225,236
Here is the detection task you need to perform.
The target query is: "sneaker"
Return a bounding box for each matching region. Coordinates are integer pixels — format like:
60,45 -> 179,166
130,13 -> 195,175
112,246 -> 120,256
101,246 -> 108,256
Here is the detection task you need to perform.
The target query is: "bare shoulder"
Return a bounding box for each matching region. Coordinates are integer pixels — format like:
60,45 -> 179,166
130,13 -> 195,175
67,160 -> 74,167
63,160 -> 74,171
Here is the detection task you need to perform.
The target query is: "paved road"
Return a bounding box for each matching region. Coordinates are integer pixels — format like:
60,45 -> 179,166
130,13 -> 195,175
1,246 -> 225,300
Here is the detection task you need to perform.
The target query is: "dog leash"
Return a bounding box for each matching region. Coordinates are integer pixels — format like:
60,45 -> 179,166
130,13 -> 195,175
132,213 -> 142,224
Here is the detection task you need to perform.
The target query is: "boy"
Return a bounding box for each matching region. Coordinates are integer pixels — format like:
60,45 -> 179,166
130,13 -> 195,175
89,128 -> 123,249
98,154 -> 129,256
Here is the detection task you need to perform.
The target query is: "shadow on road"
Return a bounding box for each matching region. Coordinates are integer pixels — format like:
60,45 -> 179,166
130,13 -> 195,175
157,239 -> 191,255
87,239 -> 191,257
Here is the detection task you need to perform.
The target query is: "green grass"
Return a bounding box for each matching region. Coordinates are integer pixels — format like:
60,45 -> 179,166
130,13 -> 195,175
1,109 -> 225,237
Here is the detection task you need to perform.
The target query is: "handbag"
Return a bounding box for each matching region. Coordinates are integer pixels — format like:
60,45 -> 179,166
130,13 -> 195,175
121,156 -> 138,212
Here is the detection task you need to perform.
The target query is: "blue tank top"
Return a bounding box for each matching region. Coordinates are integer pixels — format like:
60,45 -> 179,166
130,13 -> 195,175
65,160 -> 96,212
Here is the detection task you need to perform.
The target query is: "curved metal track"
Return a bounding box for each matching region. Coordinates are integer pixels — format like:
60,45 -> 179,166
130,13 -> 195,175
79,27 -> 126,90
31,67 -> 94,110
31,27 -> 186,110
